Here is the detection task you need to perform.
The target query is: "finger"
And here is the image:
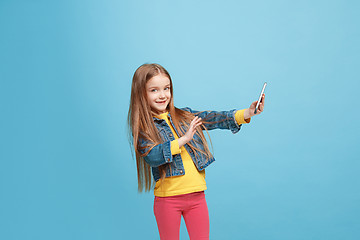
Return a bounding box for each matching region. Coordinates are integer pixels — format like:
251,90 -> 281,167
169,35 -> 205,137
250,101 -> 257,109
193,122 -> 203,130
193,117 -> 202,125
190,120 -> 201,130
194,122 -> 202,128
190,116 -> 198,125
189,119 -> 202,132
194,116 -> 202,122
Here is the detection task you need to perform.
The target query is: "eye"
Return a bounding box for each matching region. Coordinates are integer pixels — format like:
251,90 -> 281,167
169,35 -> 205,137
150,89 -> 157,92
164,87 -> 170,90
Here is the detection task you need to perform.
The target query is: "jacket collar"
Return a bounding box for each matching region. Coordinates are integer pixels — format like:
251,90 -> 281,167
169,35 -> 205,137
153,111 -> 172,123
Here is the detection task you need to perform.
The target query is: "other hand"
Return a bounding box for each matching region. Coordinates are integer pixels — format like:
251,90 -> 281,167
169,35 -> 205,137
184,116 -> 202,142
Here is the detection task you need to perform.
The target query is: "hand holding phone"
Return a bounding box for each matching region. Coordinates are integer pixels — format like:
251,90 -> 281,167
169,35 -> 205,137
254,82 -> 267,114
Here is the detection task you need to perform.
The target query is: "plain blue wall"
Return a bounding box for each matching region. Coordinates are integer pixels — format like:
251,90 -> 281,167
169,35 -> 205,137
1,0 -> 359,239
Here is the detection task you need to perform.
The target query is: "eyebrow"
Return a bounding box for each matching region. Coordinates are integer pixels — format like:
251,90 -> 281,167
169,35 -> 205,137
147,84 -> 170,89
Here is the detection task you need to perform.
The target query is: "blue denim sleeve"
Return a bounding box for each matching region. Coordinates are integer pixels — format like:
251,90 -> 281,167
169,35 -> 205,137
138,137 -> 173,167
181,107 -> 242,134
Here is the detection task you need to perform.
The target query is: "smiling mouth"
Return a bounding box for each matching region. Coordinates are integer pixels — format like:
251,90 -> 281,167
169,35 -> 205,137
156,100 -> 167,104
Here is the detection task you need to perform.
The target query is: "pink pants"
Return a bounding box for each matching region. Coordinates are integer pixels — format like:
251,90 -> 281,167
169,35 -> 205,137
154,191 -> 209,240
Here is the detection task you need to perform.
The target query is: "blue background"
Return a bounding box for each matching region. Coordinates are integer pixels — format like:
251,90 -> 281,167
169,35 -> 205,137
1,0 -> 359,239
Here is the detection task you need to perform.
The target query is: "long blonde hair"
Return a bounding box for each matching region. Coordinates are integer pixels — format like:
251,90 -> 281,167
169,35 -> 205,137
128,63 -> 213,192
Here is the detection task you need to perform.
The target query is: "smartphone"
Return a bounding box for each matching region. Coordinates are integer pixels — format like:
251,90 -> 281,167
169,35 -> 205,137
254,82 -> 267,114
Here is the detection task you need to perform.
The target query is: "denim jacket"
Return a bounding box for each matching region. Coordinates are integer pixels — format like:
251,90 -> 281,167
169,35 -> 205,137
138,107 -> 243,182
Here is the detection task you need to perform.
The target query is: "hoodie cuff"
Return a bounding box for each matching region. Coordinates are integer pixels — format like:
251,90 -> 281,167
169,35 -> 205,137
170,140 -> 181,155
235,109 -> 251,124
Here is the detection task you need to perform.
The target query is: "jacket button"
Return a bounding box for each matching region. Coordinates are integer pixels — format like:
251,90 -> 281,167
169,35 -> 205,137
167,158 -> 170,162
180,170 -> 183,174
169,133 -> 173,137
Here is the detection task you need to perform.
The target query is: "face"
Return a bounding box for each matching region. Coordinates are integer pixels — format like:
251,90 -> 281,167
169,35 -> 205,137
145,74 -> 171,115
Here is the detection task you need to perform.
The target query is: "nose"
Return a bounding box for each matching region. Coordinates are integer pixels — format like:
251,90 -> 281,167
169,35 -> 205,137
159,90 -> 166,99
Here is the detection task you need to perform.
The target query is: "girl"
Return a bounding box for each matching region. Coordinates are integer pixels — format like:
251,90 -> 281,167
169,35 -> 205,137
128,63 -> 265,240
